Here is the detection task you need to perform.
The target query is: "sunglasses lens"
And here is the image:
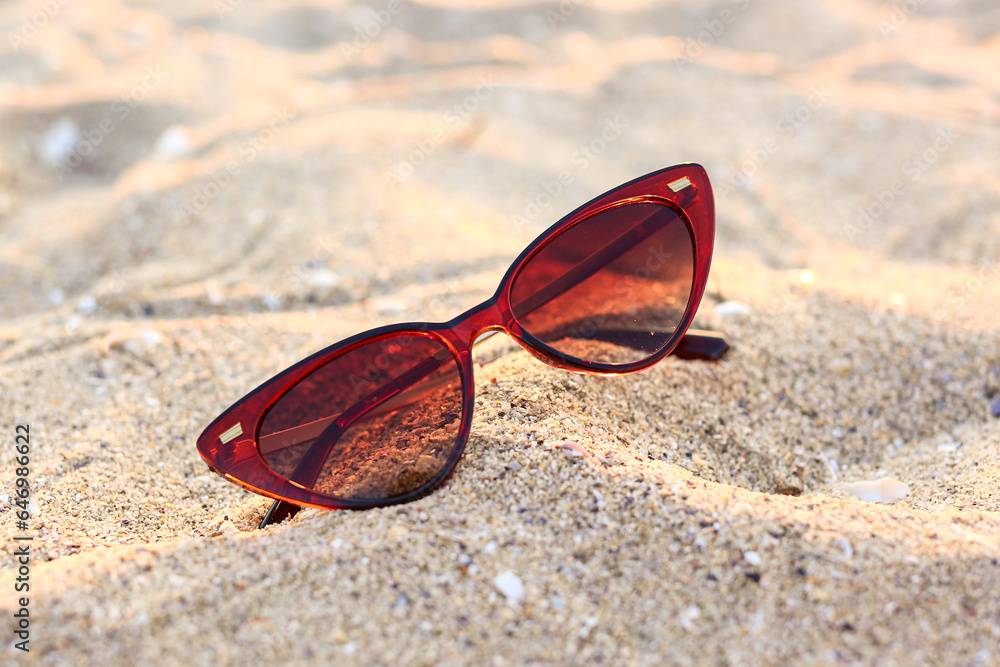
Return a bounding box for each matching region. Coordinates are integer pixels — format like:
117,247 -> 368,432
510,201 -> 695,365
257,333 -> 464,502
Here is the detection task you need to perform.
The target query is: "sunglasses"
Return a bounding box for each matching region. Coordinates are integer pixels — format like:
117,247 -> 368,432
197,163 -> 729,528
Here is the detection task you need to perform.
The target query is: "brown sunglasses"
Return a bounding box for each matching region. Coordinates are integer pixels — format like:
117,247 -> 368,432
197,164 -> 729,528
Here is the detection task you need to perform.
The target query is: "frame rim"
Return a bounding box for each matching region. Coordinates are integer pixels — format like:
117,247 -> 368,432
196,163 -> 716,511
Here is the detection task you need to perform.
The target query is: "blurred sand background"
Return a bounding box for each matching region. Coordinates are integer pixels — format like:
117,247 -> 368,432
1,0 -> 1000,664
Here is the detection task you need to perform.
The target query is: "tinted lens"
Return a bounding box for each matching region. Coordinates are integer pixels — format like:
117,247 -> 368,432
509,202 -> 695,365
258,333 -> 464,501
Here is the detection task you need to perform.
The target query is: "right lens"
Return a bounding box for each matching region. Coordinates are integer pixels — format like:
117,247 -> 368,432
257,333 -> 464,501
509,201 -> 695,365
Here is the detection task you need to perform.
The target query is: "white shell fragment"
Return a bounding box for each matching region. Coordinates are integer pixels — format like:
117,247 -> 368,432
101,328 -> 169,357
152,124 -> 195,160
560,441 -> 585,457
833,535 -> 854,559
493,571 -> 525,603
387,525 -> 409,540
837,478 -> 910,503
714,300 -> 753,319
209,520 -> 238,537
40,118 -> 80,164
305,269 -> 340,288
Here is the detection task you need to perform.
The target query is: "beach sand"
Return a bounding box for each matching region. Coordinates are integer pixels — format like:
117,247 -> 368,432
1,0 -> 999,664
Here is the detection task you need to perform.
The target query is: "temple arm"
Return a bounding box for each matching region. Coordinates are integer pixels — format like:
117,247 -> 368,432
667,329 -> 729,360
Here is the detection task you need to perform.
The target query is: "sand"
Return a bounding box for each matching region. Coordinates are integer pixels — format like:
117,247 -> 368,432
1,0 -> 999,664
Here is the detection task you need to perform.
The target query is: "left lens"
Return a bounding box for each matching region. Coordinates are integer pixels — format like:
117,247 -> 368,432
509,201 -> 695,365
257,333 -> 464,501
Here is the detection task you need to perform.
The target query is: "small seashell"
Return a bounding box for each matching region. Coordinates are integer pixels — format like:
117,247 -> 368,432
833,535 -> 854,559
714,300 -> 753,319
578,616 -> 599,638
937,442 -> 961,452
836,477 -> 910,503
152,125 -> 195,160
387,525 -> 409,540
205,286 -> 225,305
76,295 -> 98,314
678,606 -> 700,630
743,551 -> 762,566
493,571 -> 525,603
560,441 -> 585,457
213,520 -> 238,536
101,328 -> 169,358
123,329 -> 166,355
40,118 -> 80,164
305,269 -> 340,288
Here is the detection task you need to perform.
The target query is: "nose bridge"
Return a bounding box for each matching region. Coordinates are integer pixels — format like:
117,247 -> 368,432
449,298 -> 508,350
